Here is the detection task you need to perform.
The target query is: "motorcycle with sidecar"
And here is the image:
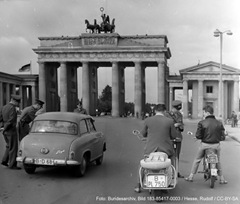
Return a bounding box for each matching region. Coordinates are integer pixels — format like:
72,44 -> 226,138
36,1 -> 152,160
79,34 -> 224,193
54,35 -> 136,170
133,130 -> 179,202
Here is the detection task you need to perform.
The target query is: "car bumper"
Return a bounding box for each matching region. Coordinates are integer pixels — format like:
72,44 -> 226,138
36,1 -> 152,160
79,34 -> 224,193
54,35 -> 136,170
16,157 -> 80,166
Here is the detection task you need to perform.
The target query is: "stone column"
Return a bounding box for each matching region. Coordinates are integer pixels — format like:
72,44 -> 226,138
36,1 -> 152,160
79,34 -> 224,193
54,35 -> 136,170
19,85 -> 23,109
142,66 -> 146,115
183,79 -> 188,118
0,82 -> 3,107
198,80 -> 203,118
169,87 -> 173,110
112,61 -> 120,117
22,86 -> 28,108
119,66 -> 125,116
157,61 -> 165,104
234,79 -> 239,112
12,84 -> 16,95
38,62 -> 47,111
134,61 -> 143,118
224,81 -> 230,119
6,83 -> 10,103
82,62 -> 90,114
33,84 -> 36,103
60,62 -> 68,112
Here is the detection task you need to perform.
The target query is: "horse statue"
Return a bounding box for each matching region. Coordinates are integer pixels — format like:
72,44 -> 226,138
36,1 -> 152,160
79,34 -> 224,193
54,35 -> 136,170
96,14 -> 115,33
85,19 -> 98,33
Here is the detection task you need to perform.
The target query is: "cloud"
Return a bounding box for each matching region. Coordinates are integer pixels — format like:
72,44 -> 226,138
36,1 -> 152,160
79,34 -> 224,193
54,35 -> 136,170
0,36 -> 35,73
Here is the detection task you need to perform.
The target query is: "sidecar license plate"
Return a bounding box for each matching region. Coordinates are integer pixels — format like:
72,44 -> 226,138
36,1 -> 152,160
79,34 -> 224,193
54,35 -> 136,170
146,175 -> 166,188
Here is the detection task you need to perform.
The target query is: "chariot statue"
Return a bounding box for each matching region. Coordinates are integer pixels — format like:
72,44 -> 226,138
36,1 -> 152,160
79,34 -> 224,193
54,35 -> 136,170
85,7 -> 115,34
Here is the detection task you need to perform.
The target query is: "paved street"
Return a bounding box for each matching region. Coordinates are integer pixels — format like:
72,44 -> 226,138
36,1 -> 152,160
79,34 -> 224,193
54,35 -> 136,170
0,117 -> 240,204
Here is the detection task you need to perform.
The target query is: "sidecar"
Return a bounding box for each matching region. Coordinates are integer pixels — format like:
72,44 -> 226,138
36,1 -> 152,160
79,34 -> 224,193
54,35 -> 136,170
138,152 -> 178,201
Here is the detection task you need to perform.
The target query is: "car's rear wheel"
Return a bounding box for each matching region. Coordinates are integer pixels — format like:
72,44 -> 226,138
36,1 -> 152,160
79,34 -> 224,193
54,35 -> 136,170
73,156 -> 87,177
96,153 -> 104,165
24,164 -> 36,174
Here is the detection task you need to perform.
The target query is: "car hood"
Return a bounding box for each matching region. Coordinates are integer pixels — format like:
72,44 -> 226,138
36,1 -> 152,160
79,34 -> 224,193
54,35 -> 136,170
20,133 -> 77,159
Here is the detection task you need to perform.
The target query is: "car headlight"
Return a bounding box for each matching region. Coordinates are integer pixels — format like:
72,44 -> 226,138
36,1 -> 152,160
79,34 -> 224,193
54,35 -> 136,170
70,151 -> 75,160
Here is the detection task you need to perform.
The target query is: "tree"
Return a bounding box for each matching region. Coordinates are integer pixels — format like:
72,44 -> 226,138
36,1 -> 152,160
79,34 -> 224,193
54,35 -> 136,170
97,85 -> 112,114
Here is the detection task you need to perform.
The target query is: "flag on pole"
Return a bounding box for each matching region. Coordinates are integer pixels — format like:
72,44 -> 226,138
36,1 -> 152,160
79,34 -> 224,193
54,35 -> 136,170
19,63 -> 31,72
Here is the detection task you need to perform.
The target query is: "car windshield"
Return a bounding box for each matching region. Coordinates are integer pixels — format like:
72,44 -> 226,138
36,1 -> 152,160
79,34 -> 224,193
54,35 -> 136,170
31,120 -> 78,135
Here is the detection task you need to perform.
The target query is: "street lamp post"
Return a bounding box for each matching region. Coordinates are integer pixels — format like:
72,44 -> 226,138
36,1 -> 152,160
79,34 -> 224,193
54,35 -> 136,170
214,29 -> 232,120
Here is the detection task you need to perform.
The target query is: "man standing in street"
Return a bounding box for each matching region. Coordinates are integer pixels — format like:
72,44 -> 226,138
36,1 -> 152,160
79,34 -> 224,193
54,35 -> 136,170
165,100 -> 184,178
18,99 -> 44,141
0,95 -> 21,169
185,105 -> 227,184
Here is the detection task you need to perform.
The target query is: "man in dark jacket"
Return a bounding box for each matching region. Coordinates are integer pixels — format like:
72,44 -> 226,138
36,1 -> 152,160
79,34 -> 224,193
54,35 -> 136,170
18,99 -> 44,141
185,105 -> 227,184
0,95 -> 21,169
134,104 -> 179,192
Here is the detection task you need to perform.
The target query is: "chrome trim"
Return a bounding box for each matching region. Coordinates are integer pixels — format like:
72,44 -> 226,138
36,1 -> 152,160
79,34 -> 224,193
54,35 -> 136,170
17,157 -> 80,166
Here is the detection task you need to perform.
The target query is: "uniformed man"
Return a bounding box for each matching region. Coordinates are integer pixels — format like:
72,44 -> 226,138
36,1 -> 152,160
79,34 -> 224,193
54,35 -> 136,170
0,94 -> 21,169
73,101 -> 87,114
165,100 -> 184,178
18,99 -> 44,141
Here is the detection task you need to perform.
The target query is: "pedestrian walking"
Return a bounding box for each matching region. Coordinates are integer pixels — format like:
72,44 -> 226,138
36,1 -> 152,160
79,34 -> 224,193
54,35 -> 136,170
0,95 -> 21,169
18,99 -> 44,141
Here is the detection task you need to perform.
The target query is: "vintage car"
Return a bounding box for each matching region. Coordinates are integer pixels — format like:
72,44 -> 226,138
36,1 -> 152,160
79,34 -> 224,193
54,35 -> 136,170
17,112 -> 106,177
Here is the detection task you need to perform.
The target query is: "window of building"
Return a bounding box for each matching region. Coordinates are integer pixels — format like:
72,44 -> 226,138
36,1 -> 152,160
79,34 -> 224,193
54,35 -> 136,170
206,86 -> 213,93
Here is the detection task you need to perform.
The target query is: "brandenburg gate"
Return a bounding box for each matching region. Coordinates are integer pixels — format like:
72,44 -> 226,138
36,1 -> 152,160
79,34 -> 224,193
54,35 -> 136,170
33,33 -> 171,116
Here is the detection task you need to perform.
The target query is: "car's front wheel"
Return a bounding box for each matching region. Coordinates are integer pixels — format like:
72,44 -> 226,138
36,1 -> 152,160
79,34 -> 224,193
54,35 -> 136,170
24,164 -> 36,174
73,156 -> 87,177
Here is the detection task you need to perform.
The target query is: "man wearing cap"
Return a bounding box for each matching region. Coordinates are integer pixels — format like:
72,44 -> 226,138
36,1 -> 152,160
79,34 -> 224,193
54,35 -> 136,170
165,100 -> 184,178
0,95 -> 21,169
18,99 -> 44,141
73,101 -> 87,114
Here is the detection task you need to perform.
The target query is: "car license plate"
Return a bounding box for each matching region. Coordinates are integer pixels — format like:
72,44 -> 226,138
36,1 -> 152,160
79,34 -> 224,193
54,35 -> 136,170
34,158 -> 54,165
207,155 -> 218,163
146,175 -> 166,188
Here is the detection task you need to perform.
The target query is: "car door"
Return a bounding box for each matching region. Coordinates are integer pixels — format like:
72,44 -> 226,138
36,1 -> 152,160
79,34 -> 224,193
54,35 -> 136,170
85,118 -> 103,159
78,119 -> 98,160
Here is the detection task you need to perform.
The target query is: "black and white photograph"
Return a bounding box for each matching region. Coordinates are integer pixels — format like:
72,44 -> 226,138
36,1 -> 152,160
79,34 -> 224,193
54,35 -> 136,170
0,0 -> 240,203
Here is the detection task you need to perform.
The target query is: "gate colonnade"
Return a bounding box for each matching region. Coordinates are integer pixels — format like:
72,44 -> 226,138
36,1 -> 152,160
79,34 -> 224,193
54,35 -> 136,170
34,33 -> 171,116
0,72 -> 38,110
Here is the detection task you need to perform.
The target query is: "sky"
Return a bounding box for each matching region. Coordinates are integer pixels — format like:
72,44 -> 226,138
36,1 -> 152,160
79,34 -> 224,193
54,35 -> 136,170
0,0 -> 240,103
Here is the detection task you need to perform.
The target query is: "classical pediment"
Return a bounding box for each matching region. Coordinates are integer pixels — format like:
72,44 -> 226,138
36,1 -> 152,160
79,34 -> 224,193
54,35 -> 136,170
179,61 -> 240,74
